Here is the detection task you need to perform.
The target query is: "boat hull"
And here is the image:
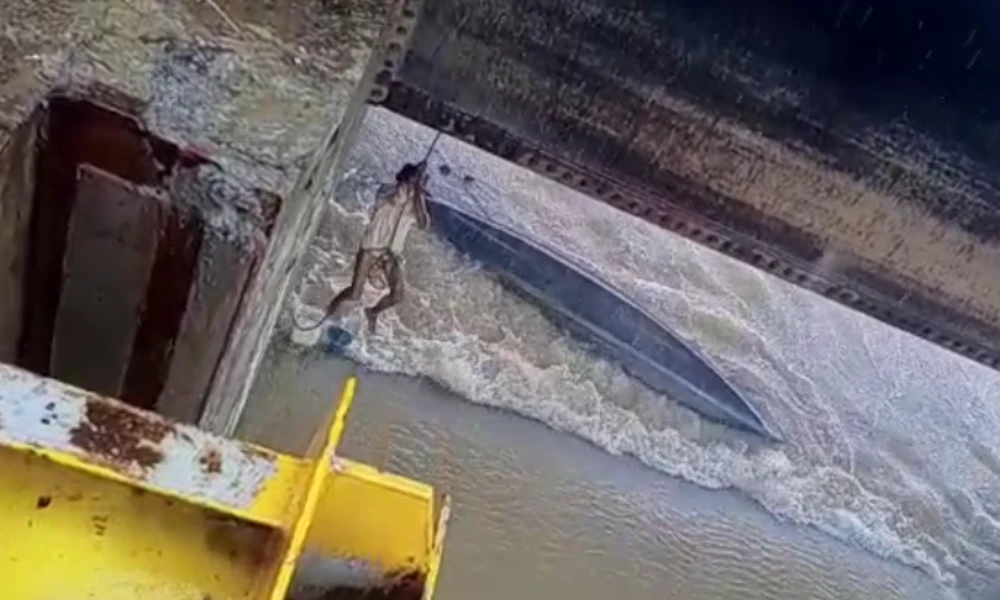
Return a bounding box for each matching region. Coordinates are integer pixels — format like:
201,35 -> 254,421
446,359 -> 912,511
427,200 -> 775,440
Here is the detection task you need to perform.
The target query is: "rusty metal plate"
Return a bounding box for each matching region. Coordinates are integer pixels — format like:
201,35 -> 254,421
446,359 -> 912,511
0,363 -> 281,514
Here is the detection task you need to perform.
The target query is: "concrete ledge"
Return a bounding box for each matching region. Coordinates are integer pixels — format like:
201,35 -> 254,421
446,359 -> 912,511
3,0 -> 395,430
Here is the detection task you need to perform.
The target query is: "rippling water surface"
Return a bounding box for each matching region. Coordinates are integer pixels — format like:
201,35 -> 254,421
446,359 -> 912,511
247,107 -> 1000,599
244,349 -> 935,600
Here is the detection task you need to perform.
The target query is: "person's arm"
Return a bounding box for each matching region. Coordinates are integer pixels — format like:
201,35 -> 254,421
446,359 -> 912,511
373,183 -> 393,215
413,180 -> 431,229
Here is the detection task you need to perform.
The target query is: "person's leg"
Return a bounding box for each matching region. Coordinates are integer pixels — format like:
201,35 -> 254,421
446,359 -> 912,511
364,253 -> 404,333
326,249 -> 375,317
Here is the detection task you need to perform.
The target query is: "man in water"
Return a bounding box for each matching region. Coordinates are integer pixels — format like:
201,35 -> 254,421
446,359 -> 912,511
326,162 -> 431,333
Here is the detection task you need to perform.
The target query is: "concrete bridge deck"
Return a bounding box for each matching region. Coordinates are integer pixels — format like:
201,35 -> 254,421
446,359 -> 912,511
380,0 -> 1000,371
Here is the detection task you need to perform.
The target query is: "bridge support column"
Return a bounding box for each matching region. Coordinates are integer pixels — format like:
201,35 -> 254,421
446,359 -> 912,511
1,0 -> 401,433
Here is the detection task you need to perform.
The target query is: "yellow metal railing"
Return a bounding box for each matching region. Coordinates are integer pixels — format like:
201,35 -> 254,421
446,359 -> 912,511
0,364 -> 449,599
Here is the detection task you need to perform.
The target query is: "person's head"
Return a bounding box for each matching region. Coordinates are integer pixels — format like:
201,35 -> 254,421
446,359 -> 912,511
396,162 -> 426,185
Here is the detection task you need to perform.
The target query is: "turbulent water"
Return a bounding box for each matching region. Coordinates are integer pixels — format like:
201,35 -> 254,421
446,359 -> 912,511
291,107 -> 1000,599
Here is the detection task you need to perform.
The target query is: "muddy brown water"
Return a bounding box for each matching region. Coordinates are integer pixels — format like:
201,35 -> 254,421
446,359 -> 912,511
239,341 -> 939,600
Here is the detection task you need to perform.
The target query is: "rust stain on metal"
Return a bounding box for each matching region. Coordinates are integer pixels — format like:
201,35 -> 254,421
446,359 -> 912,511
240,444 -> 277,464
290,571 -> 425,600
69,398 -> 173,471
199,447 -> 223,474
92,514 -> 109,537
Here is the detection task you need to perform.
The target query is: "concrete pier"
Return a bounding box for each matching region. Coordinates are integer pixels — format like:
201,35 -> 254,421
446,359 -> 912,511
0,0 -> 401,431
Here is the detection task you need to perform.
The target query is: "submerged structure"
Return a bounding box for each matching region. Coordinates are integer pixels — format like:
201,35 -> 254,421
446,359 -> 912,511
429,199 -> 775,439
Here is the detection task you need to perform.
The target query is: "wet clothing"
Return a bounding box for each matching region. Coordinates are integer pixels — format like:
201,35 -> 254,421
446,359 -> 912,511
347,247 -> 402,295
361,184 -> 419,254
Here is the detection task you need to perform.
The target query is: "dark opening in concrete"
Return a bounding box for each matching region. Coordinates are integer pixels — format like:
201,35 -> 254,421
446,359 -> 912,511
0,89 -> 280,421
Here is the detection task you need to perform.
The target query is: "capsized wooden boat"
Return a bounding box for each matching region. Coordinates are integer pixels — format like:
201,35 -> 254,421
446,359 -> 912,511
428,200 -> 777,440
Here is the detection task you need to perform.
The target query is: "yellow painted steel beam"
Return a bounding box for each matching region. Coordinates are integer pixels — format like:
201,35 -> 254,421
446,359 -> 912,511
423,495 -> 452,600
265,376 -> 357,600
0,444 -> 280,599
0,364 -> 448,599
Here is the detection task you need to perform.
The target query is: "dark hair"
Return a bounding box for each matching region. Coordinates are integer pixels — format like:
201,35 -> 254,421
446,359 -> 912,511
396,162 -> 425,184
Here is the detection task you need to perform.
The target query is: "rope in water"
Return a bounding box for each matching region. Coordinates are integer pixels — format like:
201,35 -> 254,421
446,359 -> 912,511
292,310 -> 328,332
421,131 -> 443,164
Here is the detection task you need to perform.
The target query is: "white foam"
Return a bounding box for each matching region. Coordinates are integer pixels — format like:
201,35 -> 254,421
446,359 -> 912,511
297,202 -> 952,592
290,326 -> 324,348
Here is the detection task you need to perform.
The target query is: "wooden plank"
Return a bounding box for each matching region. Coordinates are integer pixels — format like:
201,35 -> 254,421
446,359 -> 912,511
50,164 -> 163,397
121,204 -> 202,411
157,228 -> 258,423
0,113 -> 38,363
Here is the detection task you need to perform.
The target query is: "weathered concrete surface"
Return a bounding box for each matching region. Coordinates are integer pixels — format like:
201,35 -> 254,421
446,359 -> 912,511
51,165 -> 164,397
2,0 -> 395,431
384,0 -> 1000,368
